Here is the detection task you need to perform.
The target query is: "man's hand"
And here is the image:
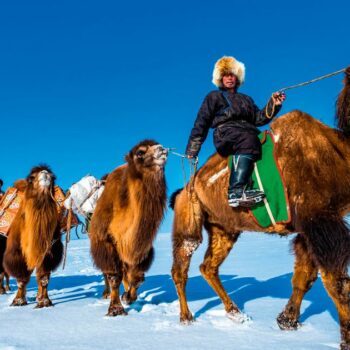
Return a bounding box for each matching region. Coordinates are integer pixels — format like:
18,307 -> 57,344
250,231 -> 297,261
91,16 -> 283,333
272,91 -> 286,105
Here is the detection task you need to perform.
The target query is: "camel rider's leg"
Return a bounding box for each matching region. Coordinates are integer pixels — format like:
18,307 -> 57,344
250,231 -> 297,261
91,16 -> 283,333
228,154 -> 265,207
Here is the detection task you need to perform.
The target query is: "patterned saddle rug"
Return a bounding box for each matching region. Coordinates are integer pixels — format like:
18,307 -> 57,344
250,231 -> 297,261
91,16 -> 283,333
0,184 -> 79,237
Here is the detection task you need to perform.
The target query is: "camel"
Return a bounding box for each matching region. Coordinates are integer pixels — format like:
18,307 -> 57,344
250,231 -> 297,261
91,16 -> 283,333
171,68 -> 350,350
3,165 -> 63,307
0,238 -> 10,294
89,140 -> 168,316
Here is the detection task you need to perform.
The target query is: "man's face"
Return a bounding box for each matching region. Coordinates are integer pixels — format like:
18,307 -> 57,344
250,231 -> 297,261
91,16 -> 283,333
222,74 -> 237,89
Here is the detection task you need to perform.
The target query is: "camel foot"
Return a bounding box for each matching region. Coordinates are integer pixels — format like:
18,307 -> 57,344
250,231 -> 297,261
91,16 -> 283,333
11,297 -> 28,306
180,312 -> 194,324
102,290 -> 110,299
106,304 -> 127,317
340,341 -> 350,350
0,287 -> 6,295
121,292 -> 136,305
5,285 -> 11,292
227,310 -> 251,323
277,311 -> 301,330
35,298 -> 53,308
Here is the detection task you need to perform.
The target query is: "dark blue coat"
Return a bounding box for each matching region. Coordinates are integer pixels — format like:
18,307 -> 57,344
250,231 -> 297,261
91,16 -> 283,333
185,90 -> 281,158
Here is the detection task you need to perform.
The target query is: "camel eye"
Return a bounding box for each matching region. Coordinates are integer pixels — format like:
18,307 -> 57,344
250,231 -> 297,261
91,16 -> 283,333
136,150 -> 145,159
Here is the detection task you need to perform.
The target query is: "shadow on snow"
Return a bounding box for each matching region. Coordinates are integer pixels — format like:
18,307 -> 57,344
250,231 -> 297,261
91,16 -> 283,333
3,271 -> 337,323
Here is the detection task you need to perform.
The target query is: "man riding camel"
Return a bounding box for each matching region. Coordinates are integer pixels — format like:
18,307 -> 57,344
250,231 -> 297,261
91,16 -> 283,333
186,56 -> 286,207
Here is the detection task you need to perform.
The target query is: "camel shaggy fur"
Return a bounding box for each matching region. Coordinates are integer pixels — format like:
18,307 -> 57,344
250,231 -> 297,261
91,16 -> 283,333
89,140 -> 167,316
3,166 -> 63,307
0,238 -> 10,294
171,68 -> 350,350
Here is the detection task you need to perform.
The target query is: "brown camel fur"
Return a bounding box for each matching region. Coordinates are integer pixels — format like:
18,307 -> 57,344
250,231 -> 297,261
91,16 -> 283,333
0,238 -> 10,294
171,68 -> 350,350
3,166 -> 63,307
0,185 -> 10,293
89,140 -> 167,316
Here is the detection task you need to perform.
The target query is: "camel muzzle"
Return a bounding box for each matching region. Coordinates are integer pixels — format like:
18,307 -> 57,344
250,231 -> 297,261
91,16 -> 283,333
38,170 -> 52,188
152,145 -> 168,163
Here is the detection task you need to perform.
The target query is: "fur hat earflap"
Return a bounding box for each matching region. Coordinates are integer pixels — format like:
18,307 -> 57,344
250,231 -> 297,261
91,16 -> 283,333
212,56 -> 245,88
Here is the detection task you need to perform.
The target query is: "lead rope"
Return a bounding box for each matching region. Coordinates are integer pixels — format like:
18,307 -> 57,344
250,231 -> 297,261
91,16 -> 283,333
62,208 -> 72,269
167,149 -> 200,234
265,67 -> 347,119
167,149 -> 198,190
279,67 -> 347,93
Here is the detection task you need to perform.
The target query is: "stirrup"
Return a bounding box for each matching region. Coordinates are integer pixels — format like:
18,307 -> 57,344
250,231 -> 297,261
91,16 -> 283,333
243,189 -> 265,200
238,195 -> 265,208
228,192 -> 265,208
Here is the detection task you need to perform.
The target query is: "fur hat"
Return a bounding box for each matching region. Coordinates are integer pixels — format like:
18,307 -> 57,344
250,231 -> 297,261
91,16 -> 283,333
212,56 -> 245,88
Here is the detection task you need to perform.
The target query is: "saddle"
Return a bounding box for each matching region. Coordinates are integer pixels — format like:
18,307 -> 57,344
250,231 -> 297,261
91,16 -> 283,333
229,131 -> 291,227
0,185 -> 79,237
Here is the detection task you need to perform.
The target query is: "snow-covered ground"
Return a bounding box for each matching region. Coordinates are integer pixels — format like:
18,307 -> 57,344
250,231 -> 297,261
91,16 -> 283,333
0,232 -> 341,350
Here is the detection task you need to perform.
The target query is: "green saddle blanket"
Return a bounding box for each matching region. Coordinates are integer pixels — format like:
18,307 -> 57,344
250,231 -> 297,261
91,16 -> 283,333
229,131 -> 291,228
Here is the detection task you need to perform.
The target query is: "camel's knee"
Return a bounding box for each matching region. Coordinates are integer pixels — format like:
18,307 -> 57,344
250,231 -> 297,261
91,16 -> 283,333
107,273 -> 122,289
173,236 -> 201,259
329,276 -> 350,304
199,262 -> 217,279
291,267 -> 318,291
182,238 -> 201,257
124,266 -> 145,289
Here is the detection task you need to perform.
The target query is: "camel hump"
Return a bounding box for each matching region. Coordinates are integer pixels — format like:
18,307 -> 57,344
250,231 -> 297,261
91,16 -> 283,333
270,110 -> 335,145
271,110 -> 319,131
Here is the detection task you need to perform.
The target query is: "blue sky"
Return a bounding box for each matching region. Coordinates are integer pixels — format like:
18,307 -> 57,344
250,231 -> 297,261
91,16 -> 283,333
0,0 -> 349,232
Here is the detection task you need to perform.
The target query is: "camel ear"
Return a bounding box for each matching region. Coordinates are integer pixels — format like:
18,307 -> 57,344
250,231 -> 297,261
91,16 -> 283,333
125,152 -> 132,164
14,179 -> 28,192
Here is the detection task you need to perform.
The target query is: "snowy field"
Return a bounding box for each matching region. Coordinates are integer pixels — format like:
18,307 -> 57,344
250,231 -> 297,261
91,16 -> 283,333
0,232 -> 341,350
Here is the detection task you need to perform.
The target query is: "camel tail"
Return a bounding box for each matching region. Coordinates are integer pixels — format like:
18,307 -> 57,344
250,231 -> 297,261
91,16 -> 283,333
336,67 -> 350,136
301,214 -> 350,272
169,188 -> 183,210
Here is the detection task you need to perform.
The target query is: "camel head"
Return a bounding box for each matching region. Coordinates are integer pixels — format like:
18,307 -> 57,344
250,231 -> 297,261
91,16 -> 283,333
26,165 -> 56,195
125,140 -> 168,175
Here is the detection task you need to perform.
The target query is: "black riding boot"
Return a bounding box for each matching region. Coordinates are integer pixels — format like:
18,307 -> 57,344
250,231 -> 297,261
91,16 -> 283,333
228,154 -> 265,208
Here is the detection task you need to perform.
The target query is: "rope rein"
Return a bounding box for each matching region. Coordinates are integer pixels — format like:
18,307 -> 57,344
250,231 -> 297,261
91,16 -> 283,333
265,67 -> 347,120
168,149 -> 198,190
279,67 -> 346,93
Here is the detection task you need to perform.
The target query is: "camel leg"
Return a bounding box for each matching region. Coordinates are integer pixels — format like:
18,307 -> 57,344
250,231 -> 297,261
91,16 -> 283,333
319,270 -> 350,350
106,272 -> 127,316
171,188 -> 204,323
89,236 -> 126,315
35,269 -> 53,308
277,234 -> 318,330
199,225 -> 241,317
121,248 -> 154,305
0,272 -> 10,294
172,232 -> 202,323
0,237 -> 7,294
5,272 -> 10,291
11,277 -> 30,306
102,273 -> 111,299
0,272 -> 6,294
121,266 -> 144,305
